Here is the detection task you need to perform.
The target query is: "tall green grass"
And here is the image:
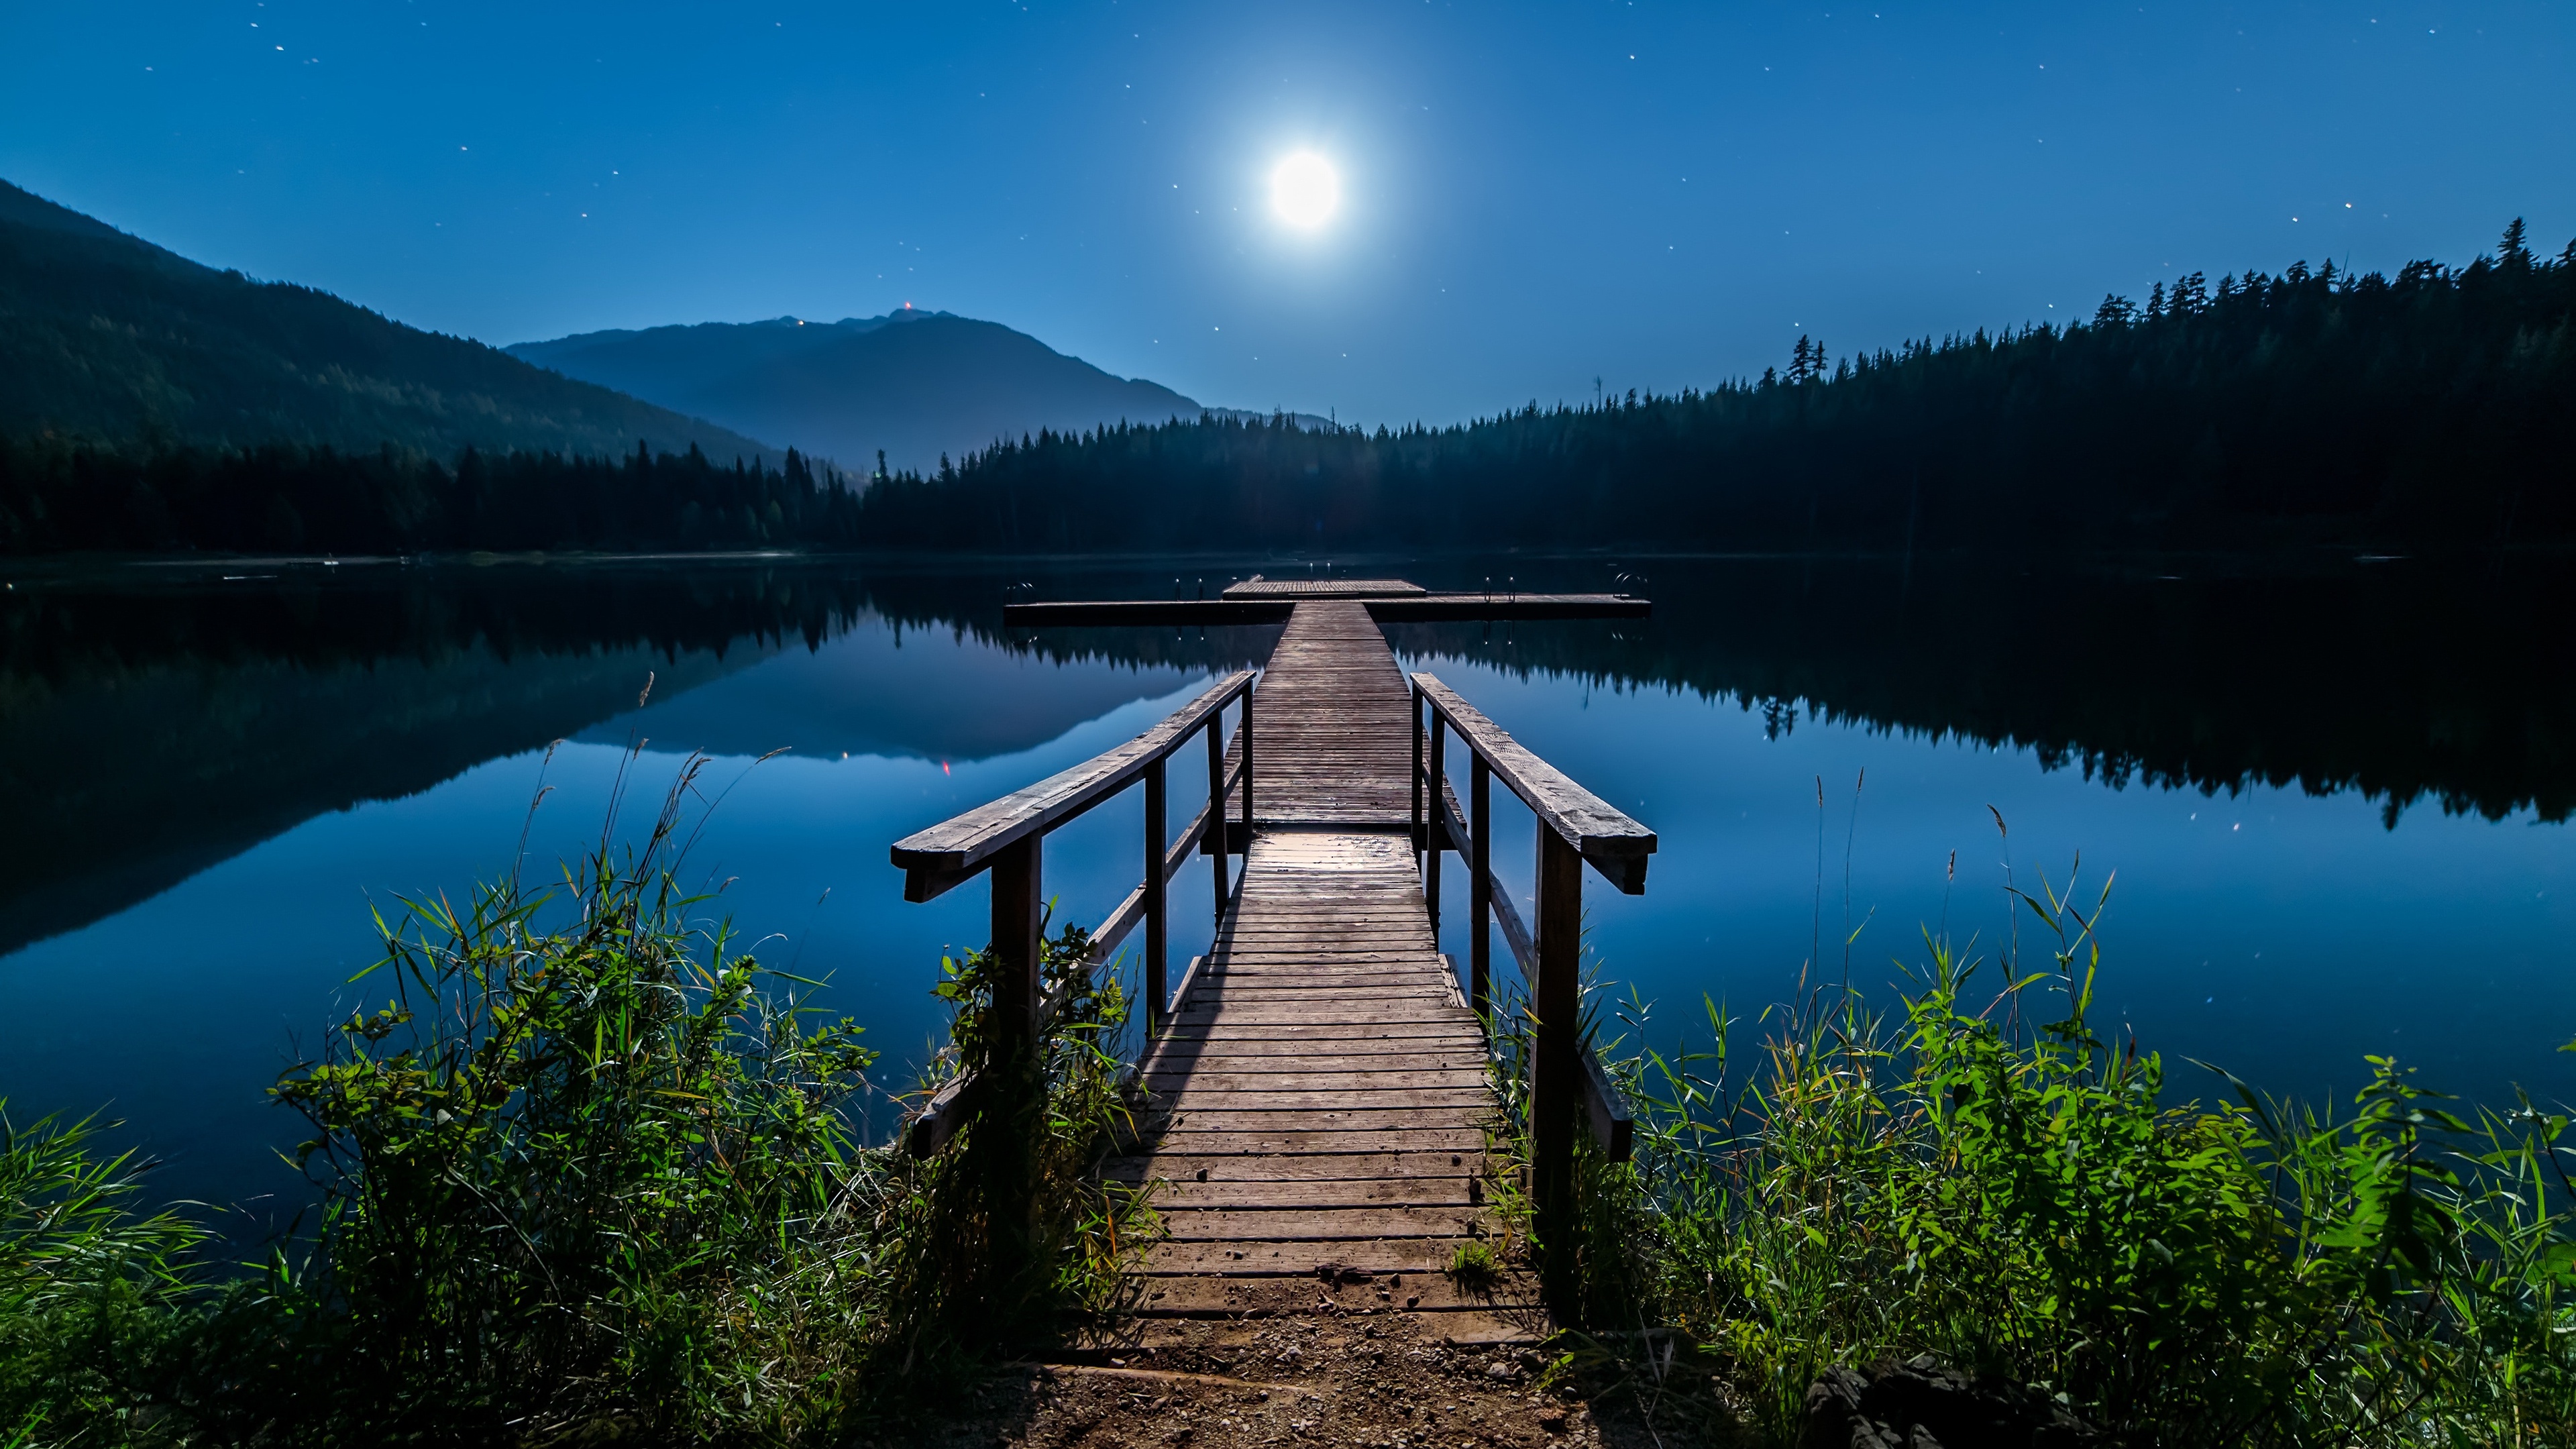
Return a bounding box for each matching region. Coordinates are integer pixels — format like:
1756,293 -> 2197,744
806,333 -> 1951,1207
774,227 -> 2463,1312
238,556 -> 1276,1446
0,1110 -> 210,1445
0,751 -> 1152,1444
1538,859 -> 2576,1445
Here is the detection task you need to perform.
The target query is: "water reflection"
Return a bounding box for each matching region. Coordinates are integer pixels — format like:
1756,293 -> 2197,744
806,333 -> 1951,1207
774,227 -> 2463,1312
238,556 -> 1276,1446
0,550 -> 2568,1222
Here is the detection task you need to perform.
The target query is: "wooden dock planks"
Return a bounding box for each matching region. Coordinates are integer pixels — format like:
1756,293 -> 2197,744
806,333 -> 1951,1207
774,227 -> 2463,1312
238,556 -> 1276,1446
1120,606 -> 1542,1343
1220,577 -> 1426,600
1232,600 -> 1416,828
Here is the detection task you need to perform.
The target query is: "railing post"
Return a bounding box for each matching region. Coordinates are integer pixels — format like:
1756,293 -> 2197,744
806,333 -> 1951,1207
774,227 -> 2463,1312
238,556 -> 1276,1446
1410,684 -> 1424,857
1425,714 -> 1445,931
984,832 -> 1044,1286
1208,708 -> 1228,918
1145,757 -> 1167,1034
1532,822 -> 1582,1301
989,833 -> 1044,1066
1470,754 -> 1492,1023
1240,680 -> 1256,850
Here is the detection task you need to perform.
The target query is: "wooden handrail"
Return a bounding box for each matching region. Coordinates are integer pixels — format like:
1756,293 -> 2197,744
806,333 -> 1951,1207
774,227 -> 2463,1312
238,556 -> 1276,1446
1411,674 -> 1646,1193
1077,755 -> 1245,972
1424,776 -> 1633,1161
892,669 -> 1258,1159
892,668 -> 1257,900
1411,674 -> 1655,894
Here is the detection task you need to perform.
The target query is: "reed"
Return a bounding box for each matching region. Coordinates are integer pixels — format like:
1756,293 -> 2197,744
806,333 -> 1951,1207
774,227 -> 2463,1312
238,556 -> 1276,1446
1530,858 -> 2576,1446
0,1109 -> 209,1444
0,750 -> 1152,1444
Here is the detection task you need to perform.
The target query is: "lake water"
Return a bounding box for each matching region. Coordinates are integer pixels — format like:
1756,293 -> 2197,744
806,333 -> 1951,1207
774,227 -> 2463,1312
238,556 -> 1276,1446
3,551 -> 2571,1230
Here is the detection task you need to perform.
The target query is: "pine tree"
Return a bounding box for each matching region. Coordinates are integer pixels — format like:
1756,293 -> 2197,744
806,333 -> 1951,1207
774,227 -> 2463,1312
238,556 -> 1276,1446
2501,217 -> 2532,269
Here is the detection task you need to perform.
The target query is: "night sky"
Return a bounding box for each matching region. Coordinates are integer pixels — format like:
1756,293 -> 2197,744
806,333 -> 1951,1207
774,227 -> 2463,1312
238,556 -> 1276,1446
6,2 -> 2569,425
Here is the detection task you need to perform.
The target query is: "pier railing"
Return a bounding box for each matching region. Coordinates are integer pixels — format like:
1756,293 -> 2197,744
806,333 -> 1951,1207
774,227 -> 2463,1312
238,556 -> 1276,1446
889,667 -> 1257,1155
1411,673 -> 1656,1233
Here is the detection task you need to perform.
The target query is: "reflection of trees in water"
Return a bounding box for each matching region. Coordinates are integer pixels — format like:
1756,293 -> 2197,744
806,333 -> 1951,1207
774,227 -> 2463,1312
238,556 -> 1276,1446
4,551 -> 2568,959
0,563 -> 891,956
868,551 -> 2576,826
1371,556 -> 2576,827
0,559 -> 1271,956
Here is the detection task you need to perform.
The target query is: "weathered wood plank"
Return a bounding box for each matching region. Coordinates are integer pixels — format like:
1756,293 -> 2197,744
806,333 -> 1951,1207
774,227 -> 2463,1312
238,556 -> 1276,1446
891,669 -> 1253,880
1134,1275 -> 1536,1316
1146,1114 -> 1491,1139
1155,1205 -> 1498,1240
1222,577 -> 1428,599
1106,1150 -> 1485,1182
1141,1176 -> 1484,1210
1139,1127 -> 1489,1156
1412,671 -> 1656,892
1143,1069 -> 1490,1093
1139,1239 -> 1485,1277
1147,1050 -> 1486,1073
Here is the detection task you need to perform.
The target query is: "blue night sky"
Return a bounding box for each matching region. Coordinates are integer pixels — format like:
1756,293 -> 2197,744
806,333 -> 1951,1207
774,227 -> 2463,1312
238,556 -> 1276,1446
5,2 -> 2569,425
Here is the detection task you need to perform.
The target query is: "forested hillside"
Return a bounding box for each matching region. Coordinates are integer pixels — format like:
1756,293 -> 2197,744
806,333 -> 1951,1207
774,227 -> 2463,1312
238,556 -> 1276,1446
855,222 -> 2576,552
8,205 -> 2569,557
0,180 -> 774,463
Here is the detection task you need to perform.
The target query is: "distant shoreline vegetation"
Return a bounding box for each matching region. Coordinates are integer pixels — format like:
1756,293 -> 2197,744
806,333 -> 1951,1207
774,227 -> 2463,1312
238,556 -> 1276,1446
0,438 -> 862,555
855,220 -> 2576,553
5,221 -> 2571,557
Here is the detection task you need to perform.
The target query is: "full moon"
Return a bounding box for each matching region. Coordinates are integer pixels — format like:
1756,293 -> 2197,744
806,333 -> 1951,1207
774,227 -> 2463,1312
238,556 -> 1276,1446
1269,152 -> 1340,230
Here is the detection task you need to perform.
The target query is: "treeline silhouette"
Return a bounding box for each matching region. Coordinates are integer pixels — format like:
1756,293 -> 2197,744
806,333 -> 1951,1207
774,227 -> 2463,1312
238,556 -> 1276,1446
0,437 -> 863,554
857,221 -> 2576,551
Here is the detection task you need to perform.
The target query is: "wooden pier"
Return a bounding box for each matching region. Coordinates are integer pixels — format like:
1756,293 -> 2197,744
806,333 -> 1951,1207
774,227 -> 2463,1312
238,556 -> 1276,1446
892,578 -> 1654,1343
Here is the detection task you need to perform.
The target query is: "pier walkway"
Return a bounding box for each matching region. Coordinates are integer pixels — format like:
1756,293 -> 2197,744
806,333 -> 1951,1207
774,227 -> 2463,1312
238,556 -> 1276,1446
890,580 -> 1654,1345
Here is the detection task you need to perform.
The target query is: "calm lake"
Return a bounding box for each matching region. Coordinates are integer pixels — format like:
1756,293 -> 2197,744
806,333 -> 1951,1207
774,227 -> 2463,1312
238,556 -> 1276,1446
3,551 -> 2571,1228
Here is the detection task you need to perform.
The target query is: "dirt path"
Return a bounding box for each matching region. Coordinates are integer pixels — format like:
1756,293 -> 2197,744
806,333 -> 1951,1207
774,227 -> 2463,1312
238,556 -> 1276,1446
857,1312 -> 1721,1449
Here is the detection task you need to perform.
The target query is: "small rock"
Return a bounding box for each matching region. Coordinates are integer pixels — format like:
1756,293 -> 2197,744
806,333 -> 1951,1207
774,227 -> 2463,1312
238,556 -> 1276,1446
1486,1361 -> 1518,1381
1802,1354 -> 2100,1449
1538,1406 -> 1569,1432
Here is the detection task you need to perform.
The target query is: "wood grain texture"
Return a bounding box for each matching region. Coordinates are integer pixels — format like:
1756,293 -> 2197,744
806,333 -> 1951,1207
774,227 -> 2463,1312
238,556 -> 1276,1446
1222,577 -> 1428,599
1412,671 -> 1655,891
1046,600 -> 1552,1324
1231,603 -> 1415,827
891,669 -> 1253,877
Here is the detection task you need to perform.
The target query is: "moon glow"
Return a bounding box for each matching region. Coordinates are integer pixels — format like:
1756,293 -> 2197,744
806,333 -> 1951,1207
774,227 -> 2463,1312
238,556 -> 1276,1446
1269,152 -> 1341,230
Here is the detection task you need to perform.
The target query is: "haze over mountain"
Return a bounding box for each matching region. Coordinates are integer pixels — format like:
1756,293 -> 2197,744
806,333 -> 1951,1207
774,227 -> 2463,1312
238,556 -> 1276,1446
508,311 -> 1326,474
0,180 -> 776,464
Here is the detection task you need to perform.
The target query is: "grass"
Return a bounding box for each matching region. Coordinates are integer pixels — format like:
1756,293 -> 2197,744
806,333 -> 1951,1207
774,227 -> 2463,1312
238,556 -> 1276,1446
19,754 -> 2576,1445
0,749 -> 1154,1444
0,1109 -> 211,1446
1447,1240 -> 1503,1295
1518,853 -> 2576,1446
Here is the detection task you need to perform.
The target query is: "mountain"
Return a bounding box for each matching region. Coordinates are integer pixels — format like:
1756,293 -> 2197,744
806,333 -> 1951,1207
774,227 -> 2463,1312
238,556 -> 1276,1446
0,179 -> 776,462
508,310 -> 1326,473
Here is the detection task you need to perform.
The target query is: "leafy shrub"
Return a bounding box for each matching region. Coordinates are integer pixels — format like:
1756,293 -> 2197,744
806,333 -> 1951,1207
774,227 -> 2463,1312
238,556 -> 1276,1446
268,752 -> 884,1439
0,748 -> 1157,1444
0,1110 -> 208,1445
1559,861 -> 2576,1446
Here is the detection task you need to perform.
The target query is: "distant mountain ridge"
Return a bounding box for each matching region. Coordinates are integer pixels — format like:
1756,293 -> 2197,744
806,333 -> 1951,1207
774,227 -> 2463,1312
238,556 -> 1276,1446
509,310 -> 1328,473
0,179 -> 776,463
